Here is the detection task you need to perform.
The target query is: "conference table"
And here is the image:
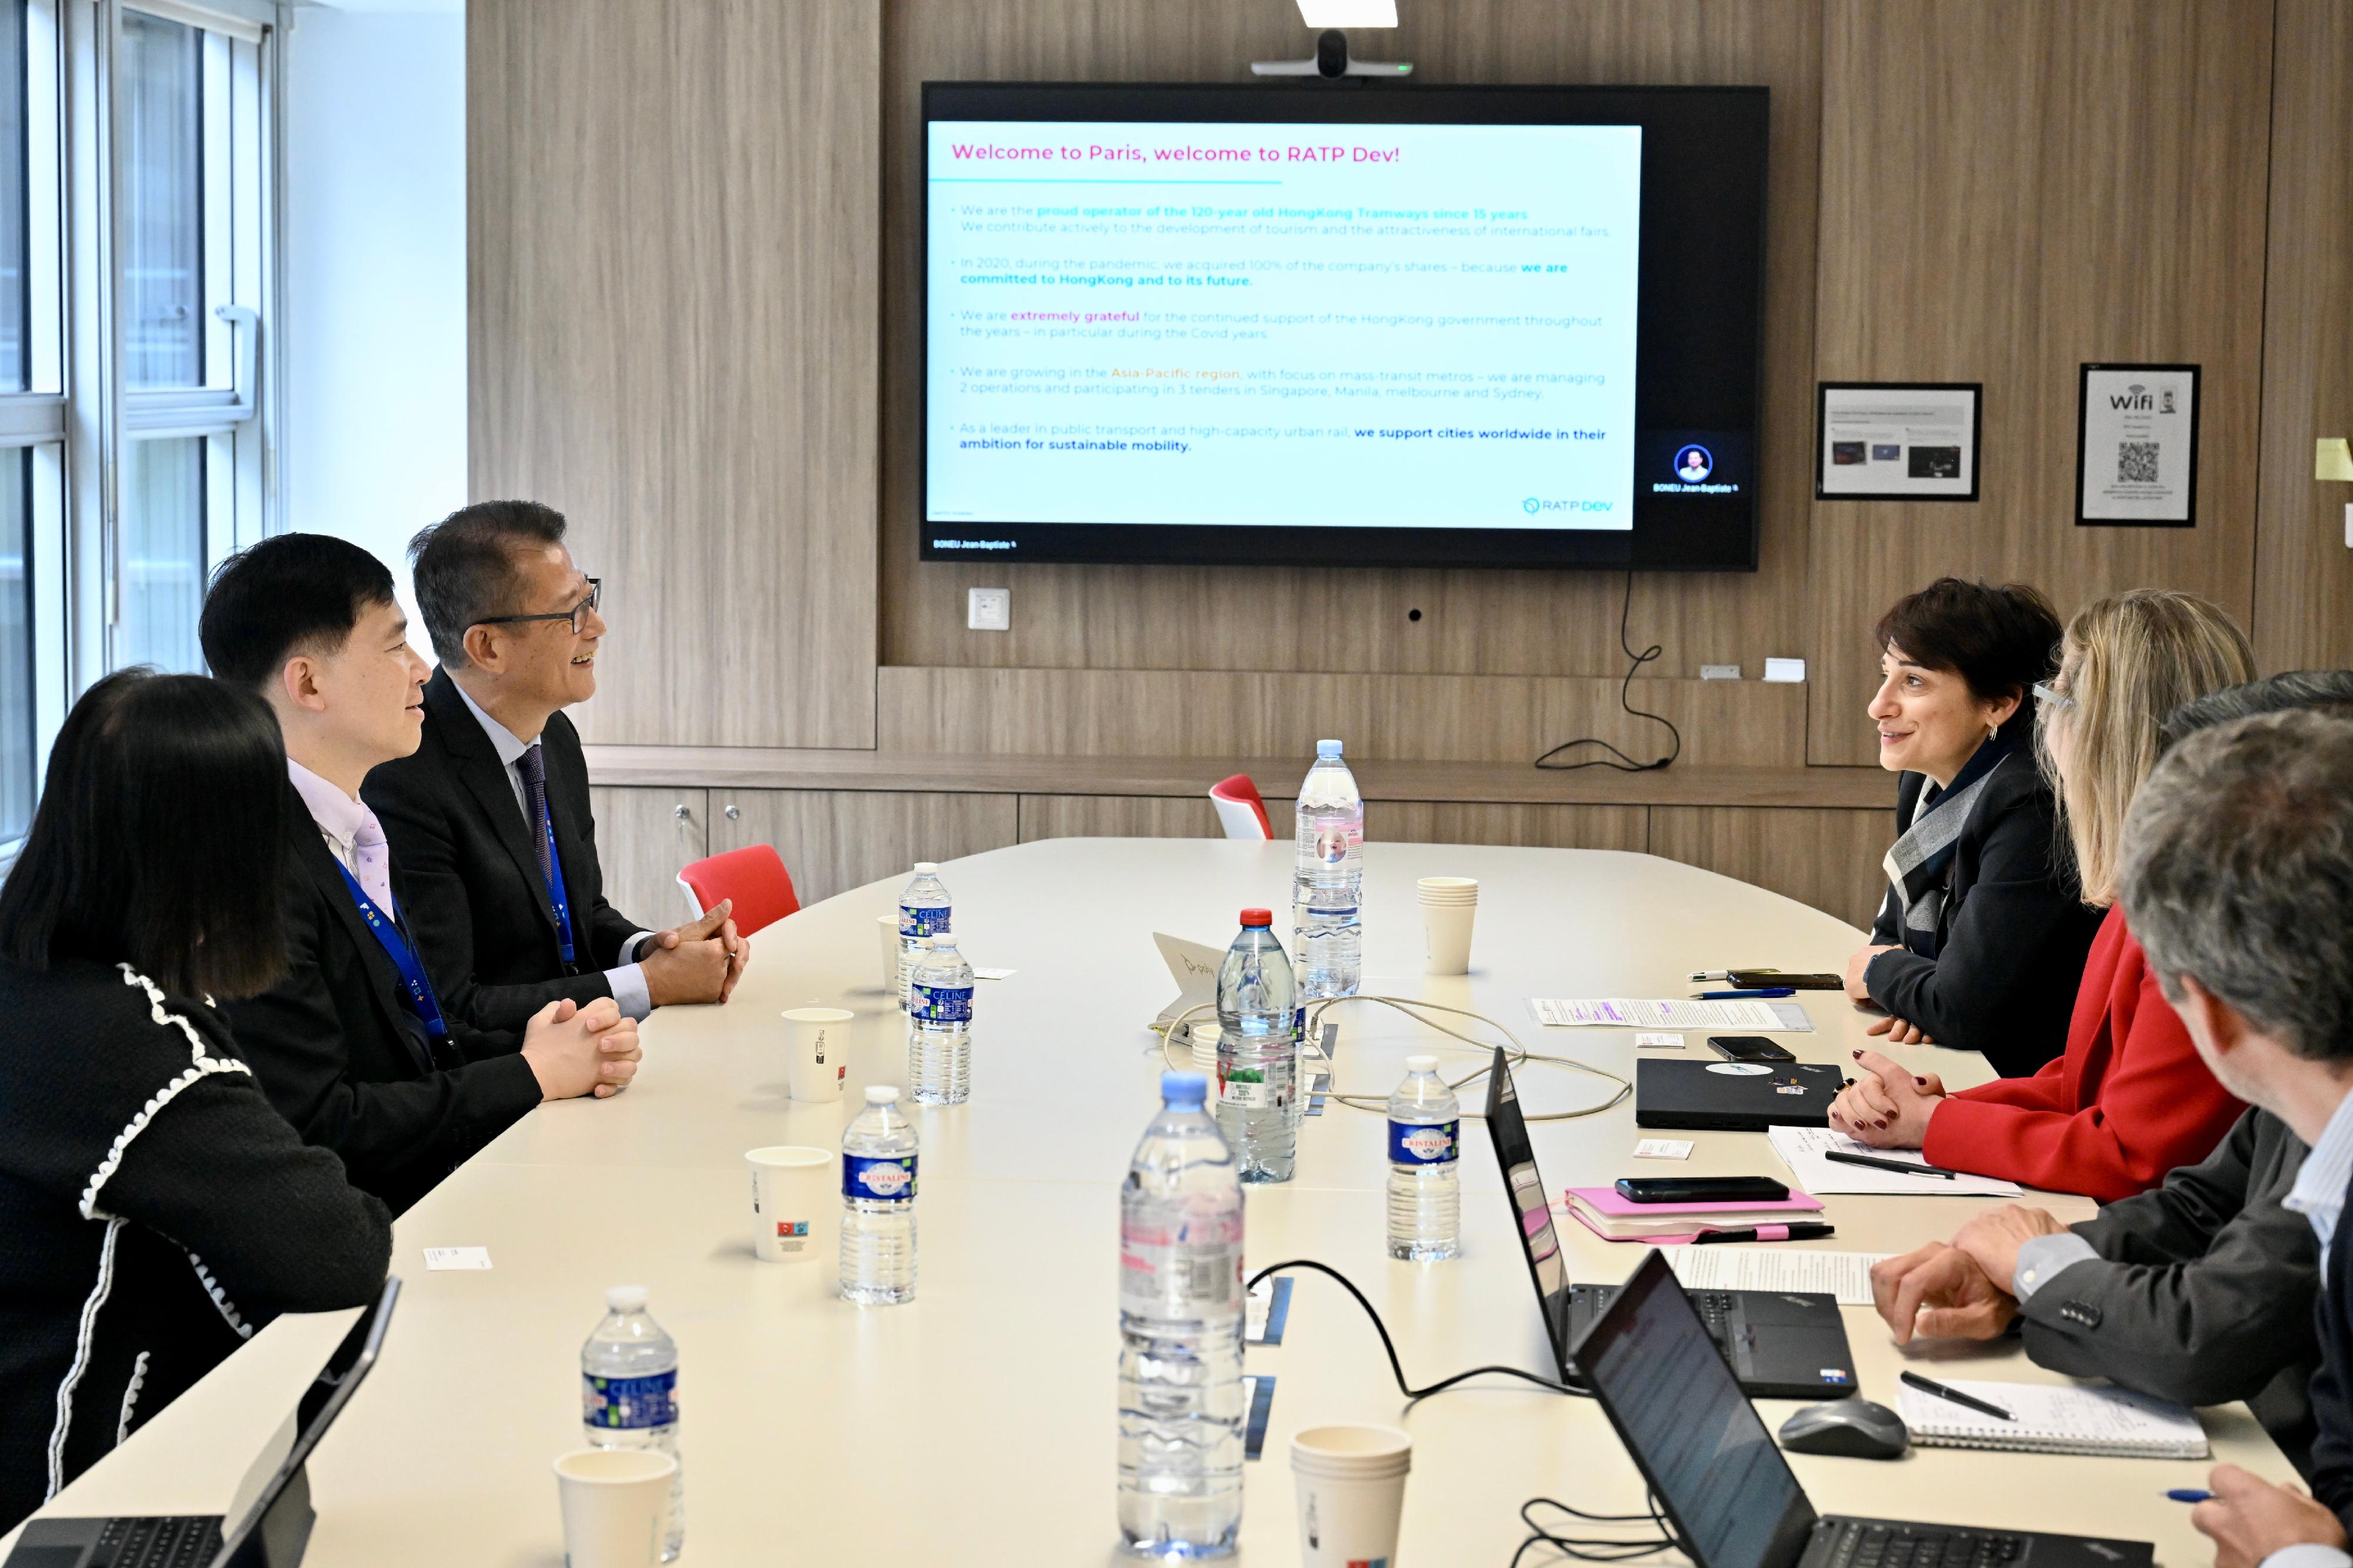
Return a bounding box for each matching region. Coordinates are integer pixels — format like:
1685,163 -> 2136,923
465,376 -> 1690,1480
9,839 -> 2290,1565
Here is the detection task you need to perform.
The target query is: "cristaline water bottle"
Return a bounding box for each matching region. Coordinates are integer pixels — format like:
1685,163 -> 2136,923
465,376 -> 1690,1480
1215,910 -> 1295,1184
1118,1070 -> 1245,1559
1386,1055 -> 1461,1261
1292,739 -> 1364,1002
841,1086 -> 918,1303
908,932 -> 975,1105
581,1285 -> 685,1560
897,862 -> 952,1010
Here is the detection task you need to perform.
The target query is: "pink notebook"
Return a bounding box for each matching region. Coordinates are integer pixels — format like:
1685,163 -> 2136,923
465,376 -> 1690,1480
1560,1185 -> 1824,1244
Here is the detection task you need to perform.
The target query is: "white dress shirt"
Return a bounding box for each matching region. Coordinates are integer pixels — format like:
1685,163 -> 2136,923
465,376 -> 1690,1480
289,759 -> 398,916
452,681 -> 655,1020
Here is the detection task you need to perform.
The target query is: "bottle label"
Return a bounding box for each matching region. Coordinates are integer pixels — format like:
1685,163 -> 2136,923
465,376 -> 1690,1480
1218,1068 -> 1274,1110
1120,1206 -> 1244,1315
844,1153 -> 917,1203
1298,820 -> 1362,866
1389,1118 -> 1460,1166
899,905 -> 951,939
582,1369 -> 676,1429
909,983 -> 974,1022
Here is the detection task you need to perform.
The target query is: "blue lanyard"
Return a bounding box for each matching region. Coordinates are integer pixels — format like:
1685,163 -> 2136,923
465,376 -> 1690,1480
332,862 -> 451,1042
539,808 -> 576,966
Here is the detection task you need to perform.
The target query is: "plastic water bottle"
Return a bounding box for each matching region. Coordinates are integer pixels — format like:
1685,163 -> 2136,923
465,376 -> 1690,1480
1386,1055 -> 1461,1262
1118,1071 -> 1246,1559
897,862 -> 952,1010
581,1285 -> 685,1560
909,932 -> 975,1105
841,1085 -> 918,1303
1215,909 -> 1295,1184
1292,740 -> 1364,1002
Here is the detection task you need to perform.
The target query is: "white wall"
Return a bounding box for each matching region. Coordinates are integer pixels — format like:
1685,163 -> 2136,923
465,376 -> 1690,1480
282,1 -> 465,613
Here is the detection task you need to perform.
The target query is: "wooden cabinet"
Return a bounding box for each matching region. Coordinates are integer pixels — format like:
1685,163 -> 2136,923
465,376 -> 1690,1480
588,786 -> 709,930
710,790 -> 1020,907
1651,807 -> 1889,928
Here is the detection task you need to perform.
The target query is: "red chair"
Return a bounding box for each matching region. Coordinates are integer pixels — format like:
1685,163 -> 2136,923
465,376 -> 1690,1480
676,844 -> 801,938
1208,773 -> 1273,841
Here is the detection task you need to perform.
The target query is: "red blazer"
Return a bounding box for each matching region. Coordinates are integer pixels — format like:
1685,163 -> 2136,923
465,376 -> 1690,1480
1919,904 -> 2242,1202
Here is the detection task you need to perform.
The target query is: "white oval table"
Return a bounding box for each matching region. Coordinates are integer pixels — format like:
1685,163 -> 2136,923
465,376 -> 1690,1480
9,839 -> 2290,1565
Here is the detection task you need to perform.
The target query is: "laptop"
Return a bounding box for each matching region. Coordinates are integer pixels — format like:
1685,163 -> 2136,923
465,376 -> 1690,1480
1485,1049 -> 1858,1400
1578,1251 -> 2154,1568
1635,1058 -> 1843,1131
6,1276 -> 402,1568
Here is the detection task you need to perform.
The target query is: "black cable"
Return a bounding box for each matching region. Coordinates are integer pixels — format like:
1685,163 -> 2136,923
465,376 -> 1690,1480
1245,1258 -> 1585,1402
1509,1494 -> 1686,1566
1532,569 -> 1682,773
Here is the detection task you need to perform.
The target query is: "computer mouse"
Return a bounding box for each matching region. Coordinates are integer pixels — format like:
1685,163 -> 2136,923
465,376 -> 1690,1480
1776,1397 -> 1909,1459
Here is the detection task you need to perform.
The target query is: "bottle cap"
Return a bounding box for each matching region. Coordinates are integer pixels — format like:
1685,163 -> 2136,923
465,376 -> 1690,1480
1317,739 -> 1344,758
1162,1071 -> 1208,1108
912,862 -> 939,874
1407,1054 -> 1439,1072
865,1085 -> 900,1105
605,1285 -> 648,1313
1239,908 -> 1273,927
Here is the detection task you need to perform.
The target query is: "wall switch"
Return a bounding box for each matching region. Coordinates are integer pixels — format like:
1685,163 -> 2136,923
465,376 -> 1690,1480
2344,502 -> 2352,550
966,586 -> 1011,631
1699,663 -> 1741,680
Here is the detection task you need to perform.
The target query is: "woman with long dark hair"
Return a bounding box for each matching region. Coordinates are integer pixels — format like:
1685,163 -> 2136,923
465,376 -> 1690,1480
0,670 -> 392,1531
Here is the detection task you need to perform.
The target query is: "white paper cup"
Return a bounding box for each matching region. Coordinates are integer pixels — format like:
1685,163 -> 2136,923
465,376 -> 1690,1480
1415,876 -> 1479,903
876,913 -> 900,993
1293,1424 -> 1412,1568
782,1006 -> 853,1102
553,1447 -> 676,1568
746,1145 -> 831,1263
1191,1021 -> 1222,1078
1421,899 -> 1475,975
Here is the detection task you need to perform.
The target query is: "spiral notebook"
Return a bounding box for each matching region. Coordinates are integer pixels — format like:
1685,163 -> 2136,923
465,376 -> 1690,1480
1895,1379 -> 2209,1459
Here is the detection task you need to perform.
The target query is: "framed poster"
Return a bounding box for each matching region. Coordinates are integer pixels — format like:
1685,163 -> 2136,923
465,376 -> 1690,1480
1816,383 -> 1982,502
2077,363 -> 2199,526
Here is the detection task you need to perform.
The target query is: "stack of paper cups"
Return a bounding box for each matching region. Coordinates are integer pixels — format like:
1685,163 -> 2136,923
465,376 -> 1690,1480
1191,1020 -> 1222,1079
1417,877 -> 1478,976
1292,1424 -> 1413,1567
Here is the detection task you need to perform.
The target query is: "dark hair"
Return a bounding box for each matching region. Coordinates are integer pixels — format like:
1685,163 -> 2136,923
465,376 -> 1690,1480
1875,578 -> 2063,739
2122,709 -> 2353,1062
2160,669 -> 2353,752
0,669 -> 289,999
409,500 -> 569,666
199,532 -> 398,690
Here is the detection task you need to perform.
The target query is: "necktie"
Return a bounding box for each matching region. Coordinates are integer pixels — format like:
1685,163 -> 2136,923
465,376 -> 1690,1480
516,742 -> 554,886
352,809 -> 396,918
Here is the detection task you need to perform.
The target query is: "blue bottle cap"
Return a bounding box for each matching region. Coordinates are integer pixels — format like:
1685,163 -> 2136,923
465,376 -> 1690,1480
1317,739 -> 1344,758
1162,1071 -> 1208,1107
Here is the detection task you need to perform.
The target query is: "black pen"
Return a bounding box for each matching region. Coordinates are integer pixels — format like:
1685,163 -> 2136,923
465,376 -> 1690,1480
1901,1370 -> 2015,1422
1824,1149 -> 1957,1181
1688,1223 -> 1835,1246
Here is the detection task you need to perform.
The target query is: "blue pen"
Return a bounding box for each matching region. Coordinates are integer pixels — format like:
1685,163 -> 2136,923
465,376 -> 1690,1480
2165,1489 -> 2212,1503
1694,987 -> 1796,1000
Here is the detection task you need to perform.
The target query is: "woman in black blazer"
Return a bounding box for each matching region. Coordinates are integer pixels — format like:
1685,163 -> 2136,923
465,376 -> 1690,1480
1846,579 -> 2106,1077
0,672 -> 392,1532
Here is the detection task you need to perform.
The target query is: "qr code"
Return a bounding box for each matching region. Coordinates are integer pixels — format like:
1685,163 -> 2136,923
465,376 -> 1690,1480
2118,442 -> 2160,483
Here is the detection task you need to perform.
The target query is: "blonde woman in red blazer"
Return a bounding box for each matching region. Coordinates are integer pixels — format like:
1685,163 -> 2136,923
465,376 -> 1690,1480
1829,590 -> 2255,1203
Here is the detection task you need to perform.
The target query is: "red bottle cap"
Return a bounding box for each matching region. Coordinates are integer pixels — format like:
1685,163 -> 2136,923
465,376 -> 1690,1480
1239,908 -> 1274,927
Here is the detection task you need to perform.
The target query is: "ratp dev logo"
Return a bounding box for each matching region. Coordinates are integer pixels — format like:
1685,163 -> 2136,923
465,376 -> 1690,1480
1522,496 -> 1540,515
1521,498 -> 1614,516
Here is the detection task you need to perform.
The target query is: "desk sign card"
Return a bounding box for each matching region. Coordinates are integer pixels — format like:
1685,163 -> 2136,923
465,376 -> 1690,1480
424,1247 -> 492,1270
1815,383 -> 1982,502
2077,363 -> 2199,526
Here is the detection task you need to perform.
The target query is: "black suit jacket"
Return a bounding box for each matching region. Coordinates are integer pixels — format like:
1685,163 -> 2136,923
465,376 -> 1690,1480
2307,1163 -> 2353,1534
362,668 -> 648,1031
222,782 -> 544,1215
1864,760 -> 2105,1077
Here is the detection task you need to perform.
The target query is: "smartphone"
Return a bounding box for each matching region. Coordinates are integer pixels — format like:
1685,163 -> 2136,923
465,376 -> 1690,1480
1729,970 -> 1844,990
1708,1034 -> 1797,1064
1615,1176 -> 1791,1205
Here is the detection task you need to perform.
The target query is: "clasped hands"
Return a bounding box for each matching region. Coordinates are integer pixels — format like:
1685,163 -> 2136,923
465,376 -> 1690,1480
1828,1047 -> 1947,1148
639,899 -> 752,1006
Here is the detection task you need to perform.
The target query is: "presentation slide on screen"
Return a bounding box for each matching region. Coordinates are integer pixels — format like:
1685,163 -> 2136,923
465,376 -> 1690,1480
925,120 -> 1642,535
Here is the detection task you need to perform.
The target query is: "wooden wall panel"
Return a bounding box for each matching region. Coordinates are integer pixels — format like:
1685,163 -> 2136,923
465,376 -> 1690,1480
878,0 -> 1823,686
710,789 -> 1021,906
1015,793 -> 1648,853
1651,805 -> 1888,926
469,0 -> 881,749
590,786 -> 709,929
1805,0 -> 2274,765
879,667 -> 1806,766
1018,795 -> 1228,843
2251,0 -> 2353,672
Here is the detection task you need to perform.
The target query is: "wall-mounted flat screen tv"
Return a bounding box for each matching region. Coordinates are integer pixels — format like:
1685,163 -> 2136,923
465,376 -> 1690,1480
921,82 -> 1767,571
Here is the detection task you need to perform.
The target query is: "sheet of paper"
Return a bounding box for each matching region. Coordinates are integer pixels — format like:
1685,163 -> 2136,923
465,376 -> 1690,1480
1634,1032 -> 1686,1050
1767,1125 -> 2022,1197
972,967 -> 1016,980
1528,997 -> 1813,1032
423,1246 -> 491,1270
1659,1245 -> 1888,1306
1632,1139 -> 1693,1161
1895,1379 -> 2208,1458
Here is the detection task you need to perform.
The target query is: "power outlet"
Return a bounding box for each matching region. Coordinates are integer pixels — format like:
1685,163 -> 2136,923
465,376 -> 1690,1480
966,586 -> 1011,631
1699,664 -> 1741,680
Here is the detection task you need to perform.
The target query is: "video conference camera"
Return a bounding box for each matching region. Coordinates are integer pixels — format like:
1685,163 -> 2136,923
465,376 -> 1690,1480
1250,29 -> 1414,78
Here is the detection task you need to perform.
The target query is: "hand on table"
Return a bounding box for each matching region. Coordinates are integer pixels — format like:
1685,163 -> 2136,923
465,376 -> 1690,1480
2191,1463 -> 2348,1568
1828,1048 -> 1945,1148
1864,1013 -> 1937,1045
1844,944 -> 1898,1003
641,900 -> 738,1006
1869,1242 -> 2018,1345
521,996 -> 642,1100
1949,1205 -> 2068,1292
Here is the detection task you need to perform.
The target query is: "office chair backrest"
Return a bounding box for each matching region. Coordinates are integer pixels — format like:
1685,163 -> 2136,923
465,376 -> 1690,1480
1208,773 -> 1273,840
676,843 -> 801,937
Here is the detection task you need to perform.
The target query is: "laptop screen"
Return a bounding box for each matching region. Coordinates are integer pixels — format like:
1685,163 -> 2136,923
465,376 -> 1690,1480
1577,1251 -> 1817,1568
1482,1047 -> 1572,1363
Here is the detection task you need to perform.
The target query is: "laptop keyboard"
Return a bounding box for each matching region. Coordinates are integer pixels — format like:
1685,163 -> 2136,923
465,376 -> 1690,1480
1817,1519 -> 2026,1568
1578,1286 -> 1737,1351
89,1516 -> 222,1568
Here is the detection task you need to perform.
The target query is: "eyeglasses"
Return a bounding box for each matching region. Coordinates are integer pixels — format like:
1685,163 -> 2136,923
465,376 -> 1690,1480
2031,680 -> 2075,711
473,579 -> 600,636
